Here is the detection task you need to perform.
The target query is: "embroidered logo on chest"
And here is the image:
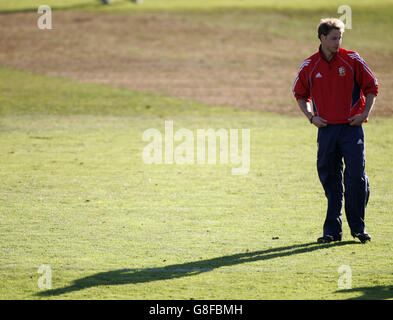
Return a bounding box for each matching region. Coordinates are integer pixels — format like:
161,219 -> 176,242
338,66 -> 346,76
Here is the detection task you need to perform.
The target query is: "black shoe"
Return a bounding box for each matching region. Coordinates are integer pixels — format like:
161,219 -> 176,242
351,232 -> 371,243
317,234 -> 342,243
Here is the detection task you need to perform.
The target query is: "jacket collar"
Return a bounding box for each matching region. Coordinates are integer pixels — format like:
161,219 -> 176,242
318,44 -> 339,63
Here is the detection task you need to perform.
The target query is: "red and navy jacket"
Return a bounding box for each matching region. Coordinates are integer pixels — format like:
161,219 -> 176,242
292,46 -> 378,124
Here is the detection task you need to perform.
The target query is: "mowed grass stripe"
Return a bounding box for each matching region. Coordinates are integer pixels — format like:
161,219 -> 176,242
2,0 -> 393,12
1,0 -> 393,55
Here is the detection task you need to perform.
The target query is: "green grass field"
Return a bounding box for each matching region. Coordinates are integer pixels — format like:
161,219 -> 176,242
1,0 -> 393,300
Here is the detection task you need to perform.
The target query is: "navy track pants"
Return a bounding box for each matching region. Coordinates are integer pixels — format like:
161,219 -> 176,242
317,124 -> 370,237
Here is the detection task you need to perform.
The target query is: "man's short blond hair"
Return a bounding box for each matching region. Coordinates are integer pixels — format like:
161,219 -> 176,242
318,18 -> 345,40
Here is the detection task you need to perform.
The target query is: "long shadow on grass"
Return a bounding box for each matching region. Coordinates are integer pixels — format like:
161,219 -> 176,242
336,285 -> 393,300
36,241 -> 358,297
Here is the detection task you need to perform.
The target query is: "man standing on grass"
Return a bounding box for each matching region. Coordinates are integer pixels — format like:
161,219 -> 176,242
292,18 -> 378,243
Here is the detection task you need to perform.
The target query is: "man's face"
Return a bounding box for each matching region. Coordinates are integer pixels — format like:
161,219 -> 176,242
321,29 -> 342,54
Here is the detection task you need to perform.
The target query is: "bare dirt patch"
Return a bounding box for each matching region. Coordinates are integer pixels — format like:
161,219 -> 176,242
0,11 -> 392,117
